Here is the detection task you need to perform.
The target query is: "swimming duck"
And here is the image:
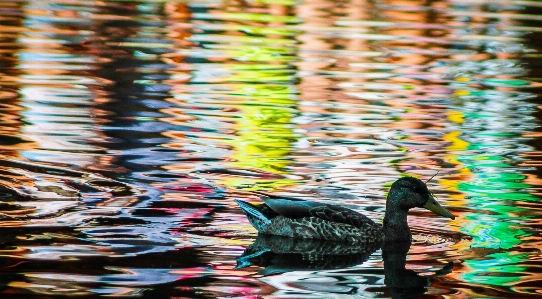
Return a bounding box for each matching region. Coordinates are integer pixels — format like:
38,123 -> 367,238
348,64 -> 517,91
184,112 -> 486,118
234,177 -> 455,244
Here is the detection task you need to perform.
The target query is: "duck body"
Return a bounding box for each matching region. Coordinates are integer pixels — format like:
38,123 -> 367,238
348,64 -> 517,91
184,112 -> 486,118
236,197 -> 383,244
235,177 -> 455,244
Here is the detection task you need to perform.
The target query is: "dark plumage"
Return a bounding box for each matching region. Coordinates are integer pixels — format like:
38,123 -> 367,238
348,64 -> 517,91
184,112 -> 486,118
235,177 -> 455,244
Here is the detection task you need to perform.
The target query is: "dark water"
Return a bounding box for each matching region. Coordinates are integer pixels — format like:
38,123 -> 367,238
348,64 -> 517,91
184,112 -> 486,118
0,0 -> 542,297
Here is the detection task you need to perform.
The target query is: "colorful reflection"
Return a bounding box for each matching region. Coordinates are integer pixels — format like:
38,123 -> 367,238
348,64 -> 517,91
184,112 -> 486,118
0,0 -> 540,298
442,56 -> 539,289
162,3 -> 299,191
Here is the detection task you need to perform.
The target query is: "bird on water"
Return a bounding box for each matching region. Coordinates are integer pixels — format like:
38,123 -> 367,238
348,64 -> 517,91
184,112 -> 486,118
234,177 -> 455,244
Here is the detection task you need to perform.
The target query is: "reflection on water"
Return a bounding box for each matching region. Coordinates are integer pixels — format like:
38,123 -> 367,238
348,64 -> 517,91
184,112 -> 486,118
0,0 -> 542,297
238,235 -> 455,297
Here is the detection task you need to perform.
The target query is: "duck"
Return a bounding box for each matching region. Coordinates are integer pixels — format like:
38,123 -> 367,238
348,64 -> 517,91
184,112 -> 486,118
234,177 -> 455,244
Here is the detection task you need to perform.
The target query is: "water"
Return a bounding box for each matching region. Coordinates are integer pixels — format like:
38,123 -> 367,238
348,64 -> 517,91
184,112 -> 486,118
0,0 -> 541,297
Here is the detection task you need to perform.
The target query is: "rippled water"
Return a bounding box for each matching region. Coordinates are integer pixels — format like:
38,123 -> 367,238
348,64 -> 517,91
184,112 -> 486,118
1,0 -> 542,297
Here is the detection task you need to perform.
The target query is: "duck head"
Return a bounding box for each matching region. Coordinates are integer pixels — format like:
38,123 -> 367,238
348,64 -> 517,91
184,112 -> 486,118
387,177 -> 455,219
384,177 -> 454,241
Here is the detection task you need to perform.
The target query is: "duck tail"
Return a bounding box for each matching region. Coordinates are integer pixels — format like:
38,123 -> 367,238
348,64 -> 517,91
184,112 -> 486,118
234,199 -> 272,232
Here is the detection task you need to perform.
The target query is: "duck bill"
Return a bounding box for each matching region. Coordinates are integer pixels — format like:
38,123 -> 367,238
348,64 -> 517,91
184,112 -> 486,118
423,195 -> 455,220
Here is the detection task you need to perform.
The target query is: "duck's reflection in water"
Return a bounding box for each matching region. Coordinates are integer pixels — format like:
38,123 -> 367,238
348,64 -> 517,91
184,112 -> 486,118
237,235 -> 453,298
383,241 -> 453,298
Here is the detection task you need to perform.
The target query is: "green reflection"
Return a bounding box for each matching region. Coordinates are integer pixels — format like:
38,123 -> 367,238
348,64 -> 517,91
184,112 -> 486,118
458,155 -> 509,168
461,214 -> 529,249
455,148 -> 532,249
463,252 -> 528,285
447,69 -> 536,289
483,78 -> 530,86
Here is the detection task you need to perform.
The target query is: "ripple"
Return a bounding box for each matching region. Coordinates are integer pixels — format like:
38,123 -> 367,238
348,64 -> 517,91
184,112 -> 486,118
0,0 -> 541,298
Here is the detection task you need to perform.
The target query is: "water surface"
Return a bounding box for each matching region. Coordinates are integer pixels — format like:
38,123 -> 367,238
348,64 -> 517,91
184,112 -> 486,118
0,0 -> 542,297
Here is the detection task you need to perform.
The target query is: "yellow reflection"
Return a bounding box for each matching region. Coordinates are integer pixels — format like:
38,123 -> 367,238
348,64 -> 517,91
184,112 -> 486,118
224,95 -> 297,190
163,3 -> 298,191
442,112 -> 471,246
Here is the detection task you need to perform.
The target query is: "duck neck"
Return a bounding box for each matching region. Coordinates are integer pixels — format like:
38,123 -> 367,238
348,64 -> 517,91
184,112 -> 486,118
383,196 -> 412,242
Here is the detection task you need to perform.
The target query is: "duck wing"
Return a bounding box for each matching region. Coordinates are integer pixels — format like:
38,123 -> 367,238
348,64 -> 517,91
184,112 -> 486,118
260,193 -> 378,229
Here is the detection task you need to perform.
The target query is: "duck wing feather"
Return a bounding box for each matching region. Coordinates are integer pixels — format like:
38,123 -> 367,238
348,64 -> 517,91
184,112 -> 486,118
261,194 -> 378,229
